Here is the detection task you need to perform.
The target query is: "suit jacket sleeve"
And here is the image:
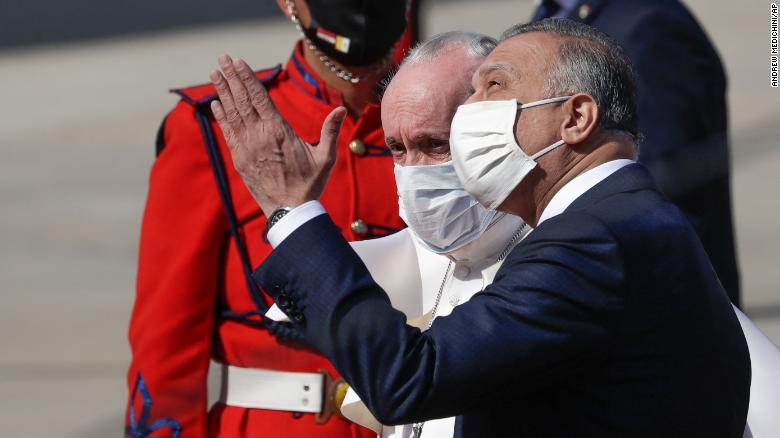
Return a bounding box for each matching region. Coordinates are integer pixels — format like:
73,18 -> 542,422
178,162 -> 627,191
253,212 -> 626,425
126,101 -> 224,437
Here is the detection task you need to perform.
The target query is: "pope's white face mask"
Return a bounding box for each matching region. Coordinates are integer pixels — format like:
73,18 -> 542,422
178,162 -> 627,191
450,96 -> 571,210
394,161 -> 497,254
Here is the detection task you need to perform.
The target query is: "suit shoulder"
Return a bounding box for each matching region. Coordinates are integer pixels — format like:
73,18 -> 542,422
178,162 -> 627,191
529,209 -> 618,245
512,211 -> 622,271
170,64 -> 283,107
579,186 -> 694,254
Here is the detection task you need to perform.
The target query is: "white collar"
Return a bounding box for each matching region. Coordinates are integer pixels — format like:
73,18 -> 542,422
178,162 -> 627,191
537,159 -> 635,226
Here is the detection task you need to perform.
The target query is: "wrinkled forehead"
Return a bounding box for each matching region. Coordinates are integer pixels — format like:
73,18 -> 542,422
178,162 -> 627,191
474,32 -> 561,84
382,61 -> 474,127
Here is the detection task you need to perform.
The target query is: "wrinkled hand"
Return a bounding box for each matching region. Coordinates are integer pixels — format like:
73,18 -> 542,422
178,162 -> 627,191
210,54 -> 347,217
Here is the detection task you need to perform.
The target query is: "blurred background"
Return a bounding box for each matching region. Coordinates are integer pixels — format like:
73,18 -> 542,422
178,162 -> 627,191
0,0 -> 777,436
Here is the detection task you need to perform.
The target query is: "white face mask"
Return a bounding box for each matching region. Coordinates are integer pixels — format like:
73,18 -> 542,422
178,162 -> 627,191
449,96 -> 571,210
394,161 -> 497,254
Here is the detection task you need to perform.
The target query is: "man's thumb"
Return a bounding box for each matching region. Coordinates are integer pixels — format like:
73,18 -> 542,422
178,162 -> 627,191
319,107 -> 348,161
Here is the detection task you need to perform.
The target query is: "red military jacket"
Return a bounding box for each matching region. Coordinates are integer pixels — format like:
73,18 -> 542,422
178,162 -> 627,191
126,42 -> 405,437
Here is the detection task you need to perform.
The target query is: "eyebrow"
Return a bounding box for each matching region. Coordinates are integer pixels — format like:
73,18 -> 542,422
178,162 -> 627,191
478,63 -> 517,79
385,133 -> 449,146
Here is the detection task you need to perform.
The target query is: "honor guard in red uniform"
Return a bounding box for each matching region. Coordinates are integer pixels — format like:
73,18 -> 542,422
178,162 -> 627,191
126,1 -> 419,436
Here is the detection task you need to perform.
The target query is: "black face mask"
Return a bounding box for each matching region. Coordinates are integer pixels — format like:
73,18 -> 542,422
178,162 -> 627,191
301,0 -> 407,67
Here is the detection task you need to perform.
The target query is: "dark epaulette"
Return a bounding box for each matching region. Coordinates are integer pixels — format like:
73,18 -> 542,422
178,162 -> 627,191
170,64 -> 283,107
156,65 -> 283,155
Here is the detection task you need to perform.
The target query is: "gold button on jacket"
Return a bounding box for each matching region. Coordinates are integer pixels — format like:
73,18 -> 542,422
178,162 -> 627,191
351,219 -> 368,236
349,139 -> 367,156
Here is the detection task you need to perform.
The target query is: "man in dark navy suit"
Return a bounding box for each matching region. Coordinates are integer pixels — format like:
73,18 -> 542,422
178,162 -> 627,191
209,18 -> 750,437
532,0 -> 740,305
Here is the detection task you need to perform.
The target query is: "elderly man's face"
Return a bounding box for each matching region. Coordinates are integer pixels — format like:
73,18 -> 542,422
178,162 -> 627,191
382,48 -> 479,166
466,32 -> 565,161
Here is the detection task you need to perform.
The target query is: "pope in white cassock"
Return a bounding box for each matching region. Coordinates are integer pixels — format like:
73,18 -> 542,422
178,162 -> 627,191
267,30 -> 780,438
268,30 -> 518,437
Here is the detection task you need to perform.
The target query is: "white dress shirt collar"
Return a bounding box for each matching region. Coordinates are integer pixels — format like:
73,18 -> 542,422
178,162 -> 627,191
537,159 -> 635,226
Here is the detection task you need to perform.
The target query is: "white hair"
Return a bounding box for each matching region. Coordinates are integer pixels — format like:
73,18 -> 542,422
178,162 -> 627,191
378,31 -> 496,93
401,31 -> 497,66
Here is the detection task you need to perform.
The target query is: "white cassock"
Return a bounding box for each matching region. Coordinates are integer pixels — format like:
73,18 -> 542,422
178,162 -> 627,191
734,306 -> 780,438
266,214 -> 780,438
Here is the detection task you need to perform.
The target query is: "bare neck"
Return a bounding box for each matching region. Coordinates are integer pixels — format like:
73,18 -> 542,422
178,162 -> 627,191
511,136 -> 637,227
301,43 -> 389,117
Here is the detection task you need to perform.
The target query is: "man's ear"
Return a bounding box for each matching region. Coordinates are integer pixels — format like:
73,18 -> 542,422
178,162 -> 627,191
560,93 -> 599,146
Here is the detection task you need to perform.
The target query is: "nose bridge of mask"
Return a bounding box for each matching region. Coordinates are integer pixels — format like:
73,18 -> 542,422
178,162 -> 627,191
393,161 -> 497,254
394,161 -> 463,192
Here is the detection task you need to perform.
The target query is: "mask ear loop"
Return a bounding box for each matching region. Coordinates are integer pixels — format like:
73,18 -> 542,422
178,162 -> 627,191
530,139 -> 566,160
518,95 -> 572,109
517,96 -> 571,160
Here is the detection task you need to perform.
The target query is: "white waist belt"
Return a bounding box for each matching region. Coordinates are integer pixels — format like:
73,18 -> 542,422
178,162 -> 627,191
220,365 -> 324,413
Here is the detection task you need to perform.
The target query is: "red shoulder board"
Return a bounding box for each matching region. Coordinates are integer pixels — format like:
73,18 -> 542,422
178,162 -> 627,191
170,65 -> 282,107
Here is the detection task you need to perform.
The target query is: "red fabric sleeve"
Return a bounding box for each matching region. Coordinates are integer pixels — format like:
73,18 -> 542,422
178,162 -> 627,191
126,101 -> 226,438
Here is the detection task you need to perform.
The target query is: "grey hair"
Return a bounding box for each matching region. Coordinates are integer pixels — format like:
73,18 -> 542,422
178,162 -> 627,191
501,18 -> 639,140
378,31 -> 496,94
402,31 -> 497,66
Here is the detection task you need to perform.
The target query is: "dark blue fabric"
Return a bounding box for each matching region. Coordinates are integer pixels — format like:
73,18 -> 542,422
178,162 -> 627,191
195,109 -> 268,313
291,50 -> 323,101
363,143 -> 393,157
532,0 -> 579,20
530,0 -> 740,305
253,164 -> 750,437
531,0 -> 560,21
365,222 -> 402,239
126,373 -> 182,438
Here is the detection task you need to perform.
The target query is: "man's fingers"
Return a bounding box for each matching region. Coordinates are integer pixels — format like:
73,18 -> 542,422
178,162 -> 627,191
211,69 -> 242,127
317,107 -> 348,163
211,99 -> 226,123
234,58 -> 279,121
211,100 -> 240,152
218,54 -> 259,123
